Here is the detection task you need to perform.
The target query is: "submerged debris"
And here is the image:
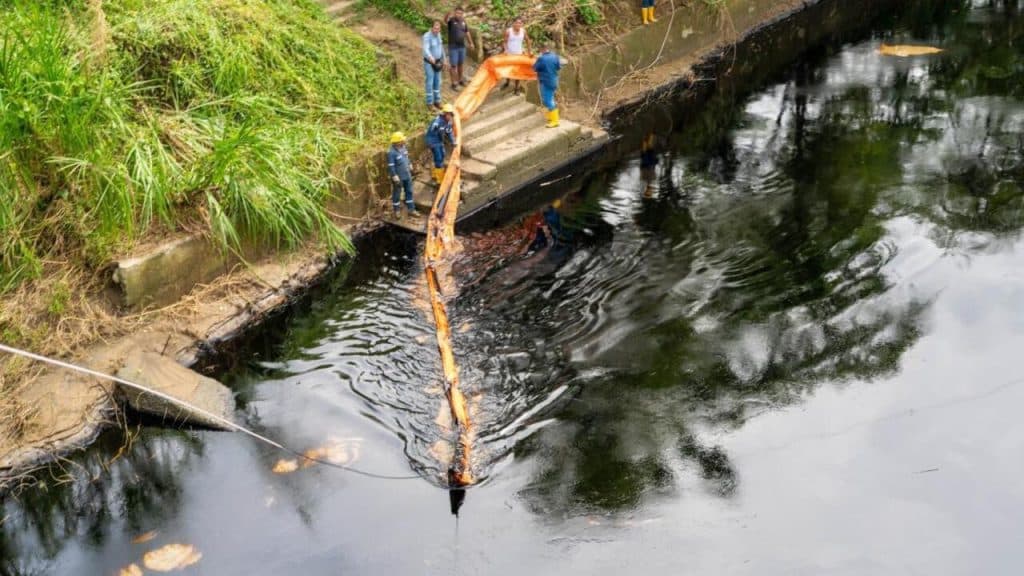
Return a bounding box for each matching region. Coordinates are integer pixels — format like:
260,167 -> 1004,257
142,543 -> 202,571
118,564 -> 143,576
131,530 -> 159,544
878,43 -> 943,57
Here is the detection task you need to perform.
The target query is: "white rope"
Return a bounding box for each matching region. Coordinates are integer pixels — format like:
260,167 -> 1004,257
0,342 -> 421,480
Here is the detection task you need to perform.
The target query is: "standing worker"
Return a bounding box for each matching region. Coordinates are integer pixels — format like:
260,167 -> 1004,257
502,16 -> 532,95
445,7 -> 475,92
641,0 -> 658,25
425,104 -> 456,185
423,20 -> 446,110
532,43 -> 561,128
387,132 -> 418,218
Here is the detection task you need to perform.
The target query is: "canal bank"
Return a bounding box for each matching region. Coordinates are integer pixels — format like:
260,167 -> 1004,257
2,0 -> 904,487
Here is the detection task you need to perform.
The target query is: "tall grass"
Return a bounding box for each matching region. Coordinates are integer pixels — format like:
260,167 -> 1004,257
0,0 -> 421,292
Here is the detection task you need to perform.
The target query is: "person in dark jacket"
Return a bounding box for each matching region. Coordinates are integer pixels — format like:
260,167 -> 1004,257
532,44 -> 561,128
387,131 -> 418,217
425,104 -> 456,185
445,7 -> 475,91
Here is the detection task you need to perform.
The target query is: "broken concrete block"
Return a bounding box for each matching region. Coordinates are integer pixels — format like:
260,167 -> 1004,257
116,349 -> 235,431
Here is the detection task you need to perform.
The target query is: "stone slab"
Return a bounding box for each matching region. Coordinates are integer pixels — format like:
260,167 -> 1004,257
117,349 -> 235,430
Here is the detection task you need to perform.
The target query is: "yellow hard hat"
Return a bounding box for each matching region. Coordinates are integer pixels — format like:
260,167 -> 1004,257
552,199 -> 563,209
390,131 -> 406,143
441,103 -> 455,114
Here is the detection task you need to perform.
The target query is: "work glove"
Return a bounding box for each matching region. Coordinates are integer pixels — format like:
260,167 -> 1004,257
391,175 -> 400,183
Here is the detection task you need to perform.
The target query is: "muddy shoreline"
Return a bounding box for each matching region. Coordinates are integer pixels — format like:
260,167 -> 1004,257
0,0 -> 901,489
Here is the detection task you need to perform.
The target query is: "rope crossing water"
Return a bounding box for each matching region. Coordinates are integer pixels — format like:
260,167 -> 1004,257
0,342 -> 421,481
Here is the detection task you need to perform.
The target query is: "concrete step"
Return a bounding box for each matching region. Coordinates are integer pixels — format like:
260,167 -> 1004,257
410,178 -> 480,211
461,100 -> 538,142
474,120 -> 583,172
579,126 -> 607,141
474,90 -> 528,115
463,112 -> 547,159
460,157 -> 497,182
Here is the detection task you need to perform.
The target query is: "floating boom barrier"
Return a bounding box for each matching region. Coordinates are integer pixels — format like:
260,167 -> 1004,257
424,55 -> 540,486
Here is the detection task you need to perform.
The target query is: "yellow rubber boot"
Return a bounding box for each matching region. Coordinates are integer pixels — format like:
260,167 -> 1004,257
649,7 -> 657,22
642,7 -> 649,24
432,167 -> 444,185
546,108 -> 560,128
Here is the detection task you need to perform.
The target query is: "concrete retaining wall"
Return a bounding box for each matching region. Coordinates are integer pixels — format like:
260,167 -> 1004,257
560,0 -> 790,100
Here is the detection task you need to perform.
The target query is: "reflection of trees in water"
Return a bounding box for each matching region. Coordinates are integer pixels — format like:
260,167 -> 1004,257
888,0 -> 1024,235
513,4 -> 1024,516
0,431 -> 200,575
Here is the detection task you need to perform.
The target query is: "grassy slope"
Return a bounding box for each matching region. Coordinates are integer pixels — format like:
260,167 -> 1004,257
0,0 -> 420,293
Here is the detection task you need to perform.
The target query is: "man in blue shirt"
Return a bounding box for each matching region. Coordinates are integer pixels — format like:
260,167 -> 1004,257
387,131 -> 418,218
425,104 -> 456,185
532,43 -> 561,128
422,21 -> 446,110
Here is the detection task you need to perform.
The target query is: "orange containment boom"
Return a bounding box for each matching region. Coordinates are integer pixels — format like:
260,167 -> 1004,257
424,55 -> 538,486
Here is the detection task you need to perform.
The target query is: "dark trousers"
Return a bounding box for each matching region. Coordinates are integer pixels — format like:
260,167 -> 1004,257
391,177 -> 414,210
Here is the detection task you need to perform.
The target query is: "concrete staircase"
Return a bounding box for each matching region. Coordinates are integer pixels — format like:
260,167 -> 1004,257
312,0 -> 610,230
391,91 -> 607,229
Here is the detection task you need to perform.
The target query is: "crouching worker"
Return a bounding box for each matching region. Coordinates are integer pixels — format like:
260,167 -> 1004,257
426,104 -> 456,185
387,132 -> 418,217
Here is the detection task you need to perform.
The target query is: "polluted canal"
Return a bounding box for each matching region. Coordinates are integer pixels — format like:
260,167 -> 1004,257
4,1 -> 1024,573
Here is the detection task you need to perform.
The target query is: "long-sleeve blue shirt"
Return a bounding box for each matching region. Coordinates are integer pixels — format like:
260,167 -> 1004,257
422,30 -> 444,61
425,115 -> 454,146
532,51 -> 561,90
387,144 -> 412,180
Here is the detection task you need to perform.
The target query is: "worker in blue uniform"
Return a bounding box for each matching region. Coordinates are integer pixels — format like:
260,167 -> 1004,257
387,131 -> 418,218
425,104 -> 456,185
532,43 -> 562,128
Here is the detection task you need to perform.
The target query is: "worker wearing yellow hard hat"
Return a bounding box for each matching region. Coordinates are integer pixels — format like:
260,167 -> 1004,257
387,131 -> 418,218
425,104 -> 457,185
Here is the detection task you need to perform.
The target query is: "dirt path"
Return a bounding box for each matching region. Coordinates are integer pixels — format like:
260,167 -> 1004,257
348,12 -> 466,110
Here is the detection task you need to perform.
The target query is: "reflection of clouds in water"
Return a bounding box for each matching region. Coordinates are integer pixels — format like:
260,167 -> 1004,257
499,26 -> 1024,518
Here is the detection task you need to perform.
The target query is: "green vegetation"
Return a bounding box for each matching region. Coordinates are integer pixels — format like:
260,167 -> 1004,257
489,0 -> 517,20
0,0 -> 421,293
574,0 -> 602,25
358,0 -> 432,30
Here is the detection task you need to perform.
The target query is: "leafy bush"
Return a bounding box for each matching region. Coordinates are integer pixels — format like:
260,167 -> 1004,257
575,0 -> 602,25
